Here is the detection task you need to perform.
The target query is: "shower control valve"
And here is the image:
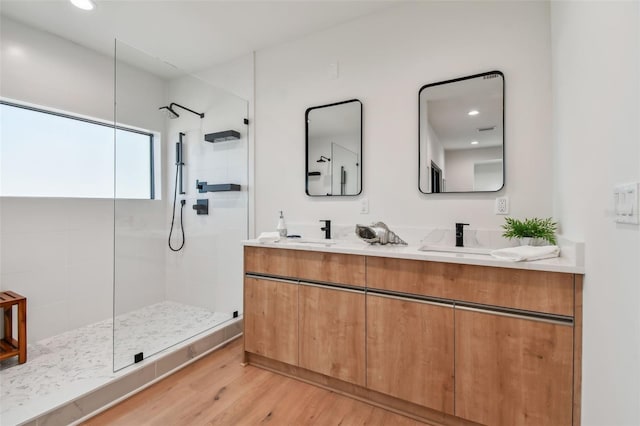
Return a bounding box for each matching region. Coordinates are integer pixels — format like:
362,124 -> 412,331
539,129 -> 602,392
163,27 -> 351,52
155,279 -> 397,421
193,199 -> 209,215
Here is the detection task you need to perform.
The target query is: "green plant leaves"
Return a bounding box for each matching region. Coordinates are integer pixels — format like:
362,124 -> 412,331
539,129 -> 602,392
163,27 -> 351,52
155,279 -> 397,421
501,217 -> 557,245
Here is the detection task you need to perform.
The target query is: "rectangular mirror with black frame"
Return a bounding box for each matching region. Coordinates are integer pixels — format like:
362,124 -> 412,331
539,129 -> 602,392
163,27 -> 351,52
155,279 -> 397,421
306,99 -> 362,196
419,71 -> 504,194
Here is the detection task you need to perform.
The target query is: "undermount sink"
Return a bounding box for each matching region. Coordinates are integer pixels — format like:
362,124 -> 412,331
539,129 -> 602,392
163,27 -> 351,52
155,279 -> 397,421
287,238 -> 337,245
418,245 -> 493,255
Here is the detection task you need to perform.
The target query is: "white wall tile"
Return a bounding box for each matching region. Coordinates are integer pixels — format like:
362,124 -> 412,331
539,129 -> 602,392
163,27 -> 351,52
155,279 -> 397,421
28,302 -> 70,343
1,230 -> 69,275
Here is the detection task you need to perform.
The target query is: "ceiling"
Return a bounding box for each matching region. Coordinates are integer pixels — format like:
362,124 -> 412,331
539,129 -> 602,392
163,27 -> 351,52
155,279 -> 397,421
308,100 -> 360,140
424,75 -> 503,151
0,0 -> 398,74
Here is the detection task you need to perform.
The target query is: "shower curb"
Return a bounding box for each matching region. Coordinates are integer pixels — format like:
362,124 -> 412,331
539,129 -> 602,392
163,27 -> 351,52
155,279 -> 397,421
20,318 -> 243,426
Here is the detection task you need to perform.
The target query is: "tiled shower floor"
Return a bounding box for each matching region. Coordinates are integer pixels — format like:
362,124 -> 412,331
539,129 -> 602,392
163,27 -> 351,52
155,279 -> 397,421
0,301 -> 232,425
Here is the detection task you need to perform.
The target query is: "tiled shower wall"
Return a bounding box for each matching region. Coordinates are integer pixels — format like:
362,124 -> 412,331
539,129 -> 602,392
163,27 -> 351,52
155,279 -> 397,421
163,75 -> 248,316
0,198 -> 113,342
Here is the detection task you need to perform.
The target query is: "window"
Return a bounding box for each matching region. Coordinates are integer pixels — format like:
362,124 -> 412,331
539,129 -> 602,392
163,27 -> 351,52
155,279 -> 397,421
0,101 -> 155,199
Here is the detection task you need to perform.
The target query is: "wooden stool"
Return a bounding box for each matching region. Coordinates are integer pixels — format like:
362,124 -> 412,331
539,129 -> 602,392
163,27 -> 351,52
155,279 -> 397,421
0,291 -> 27,364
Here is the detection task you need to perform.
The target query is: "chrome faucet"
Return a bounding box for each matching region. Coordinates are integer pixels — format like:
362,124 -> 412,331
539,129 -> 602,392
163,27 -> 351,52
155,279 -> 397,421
455,223 -> 469,247
320,220 -> 331,240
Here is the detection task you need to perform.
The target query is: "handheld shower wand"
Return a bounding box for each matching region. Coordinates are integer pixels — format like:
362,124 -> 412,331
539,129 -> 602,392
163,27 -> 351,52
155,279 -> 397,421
176,133 -> 185,195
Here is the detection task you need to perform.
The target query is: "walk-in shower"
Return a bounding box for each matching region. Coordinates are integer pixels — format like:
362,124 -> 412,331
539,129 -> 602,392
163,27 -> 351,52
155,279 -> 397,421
113,40 -> 248,372
0,38 -> 248,424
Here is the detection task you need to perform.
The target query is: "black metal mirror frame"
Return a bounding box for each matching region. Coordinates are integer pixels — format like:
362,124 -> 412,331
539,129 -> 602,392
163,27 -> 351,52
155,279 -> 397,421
418,70 -> 505,194
305,99 -> 363,197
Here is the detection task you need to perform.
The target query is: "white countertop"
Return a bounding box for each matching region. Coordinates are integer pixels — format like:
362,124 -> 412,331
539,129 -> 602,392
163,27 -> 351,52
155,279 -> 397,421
242,239 -> 585,274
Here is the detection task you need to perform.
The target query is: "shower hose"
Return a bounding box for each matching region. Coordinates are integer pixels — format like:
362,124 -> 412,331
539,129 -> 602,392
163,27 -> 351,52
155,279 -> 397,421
168,162 -> 185,251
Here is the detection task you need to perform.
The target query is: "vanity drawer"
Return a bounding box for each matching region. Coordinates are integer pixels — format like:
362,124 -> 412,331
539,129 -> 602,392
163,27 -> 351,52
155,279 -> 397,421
366,257 -> 574,317
244,246 -> 366,287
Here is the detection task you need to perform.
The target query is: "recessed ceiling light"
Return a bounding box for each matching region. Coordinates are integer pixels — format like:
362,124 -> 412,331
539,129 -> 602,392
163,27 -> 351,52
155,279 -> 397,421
70,0 -> 95,11
468,110 -> 479,116
471,141 -> 479,145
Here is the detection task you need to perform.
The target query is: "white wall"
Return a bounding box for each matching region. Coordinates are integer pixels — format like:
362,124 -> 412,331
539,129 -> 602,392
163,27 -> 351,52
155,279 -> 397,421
254,1 -> 553,237
551,2 -> 640,425
0,17 -> 166,342
445,146 -> 503,192
473,160 -> 503,192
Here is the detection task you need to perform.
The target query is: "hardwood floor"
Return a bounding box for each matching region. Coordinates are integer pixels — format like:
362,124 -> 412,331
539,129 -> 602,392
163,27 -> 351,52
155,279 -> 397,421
83,338 -> 425,426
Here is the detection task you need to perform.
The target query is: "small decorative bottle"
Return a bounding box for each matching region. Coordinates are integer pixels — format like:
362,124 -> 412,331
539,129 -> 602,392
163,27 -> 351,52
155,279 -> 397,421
277,211 -> 288,238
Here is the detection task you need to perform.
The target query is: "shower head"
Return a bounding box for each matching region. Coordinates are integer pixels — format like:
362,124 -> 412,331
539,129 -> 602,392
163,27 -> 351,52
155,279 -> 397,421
317,156 -> 331,163
158,102 -> 205,119
159,105 -> 179,119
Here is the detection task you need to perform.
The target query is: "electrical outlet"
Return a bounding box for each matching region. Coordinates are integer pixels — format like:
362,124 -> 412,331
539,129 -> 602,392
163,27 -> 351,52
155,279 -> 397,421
360,198 -> 369,214
495,196 -> 509,215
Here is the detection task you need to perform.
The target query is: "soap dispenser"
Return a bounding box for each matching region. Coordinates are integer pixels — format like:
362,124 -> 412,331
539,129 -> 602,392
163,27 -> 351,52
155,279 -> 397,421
277,211 -> 288,238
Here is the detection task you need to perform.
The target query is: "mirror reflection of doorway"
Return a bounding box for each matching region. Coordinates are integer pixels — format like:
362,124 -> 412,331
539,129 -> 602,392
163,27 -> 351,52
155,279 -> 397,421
332,143 -> 359,196
431,161 -> 442,193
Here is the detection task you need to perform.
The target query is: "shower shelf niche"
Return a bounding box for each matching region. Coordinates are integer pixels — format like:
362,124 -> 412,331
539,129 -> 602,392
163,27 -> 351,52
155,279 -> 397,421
196,180 -> 241,193
205,130 -> 240,143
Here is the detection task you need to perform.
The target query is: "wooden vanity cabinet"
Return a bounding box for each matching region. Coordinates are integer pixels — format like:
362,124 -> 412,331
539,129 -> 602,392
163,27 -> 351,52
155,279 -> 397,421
244,276 -> 298,365
244,246 -> 582,426
455,308 -> 574,426
244,247 -> 367,384
299,284 -> 366,386
366,293 -> 455,414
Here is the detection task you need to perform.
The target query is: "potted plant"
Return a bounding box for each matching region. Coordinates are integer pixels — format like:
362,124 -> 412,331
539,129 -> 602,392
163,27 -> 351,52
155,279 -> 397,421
501,217 -> 558,246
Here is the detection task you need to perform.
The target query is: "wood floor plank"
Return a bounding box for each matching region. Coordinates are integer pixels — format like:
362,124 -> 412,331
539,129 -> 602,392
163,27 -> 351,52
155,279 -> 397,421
83,338 -> 425,425
312,393 -> 373,425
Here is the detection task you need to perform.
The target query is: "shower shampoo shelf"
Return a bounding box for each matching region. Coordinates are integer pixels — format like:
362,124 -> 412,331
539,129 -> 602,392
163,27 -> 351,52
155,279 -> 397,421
204,130 -> 240,142
196,180 -> 241,193
0,290 -> 27,364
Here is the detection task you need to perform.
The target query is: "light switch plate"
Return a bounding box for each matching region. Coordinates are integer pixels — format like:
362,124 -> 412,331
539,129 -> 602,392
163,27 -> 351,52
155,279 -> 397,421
360,197 -> 369,214
614,182 -> 639,224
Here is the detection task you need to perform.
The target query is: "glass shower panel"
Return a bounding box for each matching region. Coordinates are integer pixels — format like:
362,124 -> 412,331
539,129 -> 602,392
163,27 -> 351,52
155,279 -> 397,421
113,40 -> 248,371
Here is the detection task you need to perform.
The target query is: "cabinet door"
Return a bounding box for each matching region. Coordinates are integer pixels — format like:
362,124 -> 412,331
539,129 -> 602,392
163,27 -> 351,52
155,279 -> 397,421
244,277 -> 298,365
299,284 -> 365,386
366,294 -> 454,414
455,308 -> 573,426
